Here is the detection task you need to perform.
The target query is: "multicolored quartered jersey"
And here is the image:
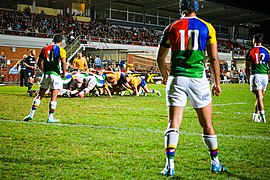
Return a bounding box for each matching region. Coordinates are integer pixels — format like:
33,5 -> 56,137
160,16 -> 217,78
39,44 -> 66,76
246,45 -> 270,74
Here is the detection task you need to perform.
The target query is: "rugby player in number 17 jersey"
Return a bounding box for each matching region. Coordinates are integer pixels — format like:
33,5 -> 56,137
24,34 -> 67,123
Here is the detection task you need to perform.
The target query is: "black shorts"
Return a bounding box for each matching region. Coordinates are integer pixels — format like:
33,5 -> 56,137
26,70 -> 35,78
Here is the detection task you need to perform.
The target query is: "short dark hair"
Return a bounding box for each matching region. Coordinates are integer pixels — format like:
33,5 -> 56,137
53,34 -> 63,43
253,33 -> 264,43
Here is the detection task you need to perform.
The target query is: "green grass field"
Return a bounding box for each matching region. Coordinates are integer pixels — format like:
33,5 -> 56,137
0,83 -> 269,179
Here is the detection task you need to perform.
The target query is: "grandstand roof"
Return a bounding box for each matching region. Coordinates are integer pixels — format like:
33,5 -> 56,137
91,0 -> 270,26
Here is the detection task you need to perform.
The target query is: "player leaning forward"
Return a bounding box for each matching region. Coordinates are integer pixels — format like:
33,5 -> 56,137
156,0 -> 226,177
24,34 -> 67,123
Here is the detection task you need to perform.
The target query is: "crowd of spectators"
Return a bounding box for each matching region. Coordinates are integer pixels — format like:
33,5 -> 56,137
0,7 -> 253,50
0,8 -> 162,46
0,7 -> 254,81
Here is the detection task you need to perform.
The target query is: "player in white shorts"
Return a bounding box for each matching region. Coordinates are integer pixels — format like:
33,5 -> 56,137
246,33 -> 270,123
166,75 -> 211,108
40,74 -> 63,90
156,0 -> 226,176
249,74 -> 268,92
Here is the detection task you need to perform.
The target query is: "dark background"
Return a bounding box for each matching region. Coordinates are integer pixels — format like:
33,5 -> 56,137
209,0 -> 270,44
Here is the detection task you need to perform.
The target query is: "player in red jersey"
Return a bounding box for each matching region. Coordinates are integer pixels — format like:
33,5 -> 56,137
245,33 -> 270,122
157,0 -> 226,176
24,34 -> 67,123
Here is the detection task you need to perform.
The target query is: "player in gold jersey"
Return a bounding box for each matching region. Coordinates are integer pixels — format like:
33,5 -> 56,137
124,74 -> 161,97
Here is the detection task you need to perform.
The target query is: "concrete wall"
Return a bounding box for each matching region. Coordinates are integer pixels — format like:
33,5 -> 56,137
0,35 -> 53,67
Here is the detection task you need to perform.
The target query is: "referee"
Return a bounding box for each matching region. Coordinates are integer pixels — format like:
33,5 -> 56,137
23,49 -> 36,95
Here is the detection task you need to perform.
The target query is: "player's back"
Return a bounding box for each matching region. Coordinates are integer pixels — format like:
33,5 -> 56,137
40,44 -> 66,75
162,17 -> 216,78
130,76 -> 141,87
247,45 -> 270,74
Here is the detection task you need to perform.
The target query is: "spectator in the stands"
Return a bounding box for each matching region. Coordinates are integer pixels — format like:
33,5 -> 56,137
94,55 -> 101,69
0,51 -> 7,68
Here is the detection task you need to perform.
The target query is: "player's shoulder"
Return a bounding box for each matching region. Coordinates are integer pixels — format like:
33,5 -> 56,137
196,17 -> 214,28
261,46 -> 270,52
59,45 -> 66,53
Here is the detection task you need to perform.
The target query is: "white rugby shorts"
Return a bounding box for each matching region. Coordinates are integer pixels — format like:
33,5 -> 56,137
250,74 -> 268,91
84,76 -> 97,90
40,74 -> 63,90
166,76 -> 212,108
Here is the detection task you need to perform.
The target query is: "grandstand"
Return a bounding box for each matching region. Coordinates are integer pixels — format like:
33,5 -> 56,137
0,0 -> 269,84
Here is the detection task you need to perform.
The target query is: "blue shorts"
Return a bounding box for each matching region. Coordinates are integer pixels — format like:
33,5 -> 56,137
139,78 -> 146,87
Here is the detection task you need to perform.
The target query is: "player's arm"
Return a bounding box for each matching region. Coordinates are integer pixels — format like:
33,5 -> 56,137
24,57 -> 35,70
245,59 -> 250,85
71,59 -> 78,70
61,57 -> 67,78
207,42 -> 221,96
102,70 -> 114,74
157,45 -> 169,84
104,85 -> 112,97
37,57 -> 44,72
60,48 -> 67,78
245,50 -> 252,84
122,81 -> 133,90
84,59 -> 88,71
157,25 -> 170,84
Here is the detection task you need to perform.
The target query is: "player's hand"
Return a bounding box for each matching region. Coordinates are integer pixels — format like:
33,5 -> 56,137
61,72 -> 66,78
162,75 -> 168,85
212,84 -> 222,96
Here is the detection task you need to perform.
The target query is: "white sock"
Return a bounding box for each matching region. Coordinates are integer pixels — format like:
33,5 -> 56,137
164,128 -> 179,169
202,134 -> 219,165
29,98 -> 41,117
48,101 -> 57,119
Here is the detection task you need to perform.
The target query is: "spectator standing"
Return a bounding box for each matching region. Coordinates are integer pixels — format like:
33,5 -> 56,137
240,69 -> 245,84
24,49 -> 36,94
94,55 -> 101,69
102,56 -> 108,69
119,58 -> 126,71
0,52 -> 7,68
245,33 -> 270,123
18,54 -> 28,87
107,56 -> 113,67
156,0 -> 226,176
88,55 -> 94,68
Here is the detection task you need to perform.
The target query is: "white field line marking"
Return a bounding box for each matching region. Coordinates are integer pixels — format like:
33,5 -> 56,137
83,102 -> 248,110
0,119 -> 269,140
213,102 -> 247,106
